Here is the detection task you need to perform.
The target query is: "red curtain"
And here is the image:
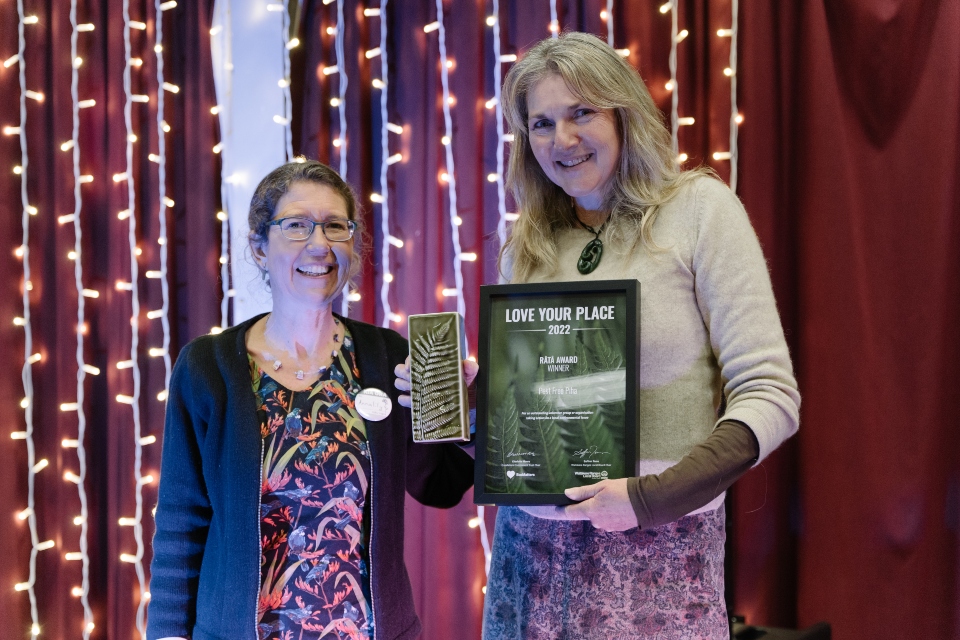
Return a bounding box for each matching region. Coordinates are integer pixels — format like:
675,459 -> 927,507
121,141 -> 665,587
735,1 -> 960,637
1,0 -> 957,638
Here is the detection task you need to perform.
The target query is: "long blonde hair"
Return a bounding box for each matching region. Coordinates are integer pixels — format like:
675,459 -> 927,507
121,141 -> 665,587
499,31 -> 710,282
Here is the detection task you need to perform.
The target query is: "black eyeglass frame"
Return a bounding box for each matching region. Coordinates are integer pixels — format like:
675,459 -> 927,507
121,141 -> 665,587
267,216 -> 357,242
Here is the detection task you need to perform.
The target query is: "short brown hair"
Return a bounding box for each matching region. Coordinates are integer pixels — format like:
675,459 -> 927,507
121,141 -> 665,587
248,160 -> 360,245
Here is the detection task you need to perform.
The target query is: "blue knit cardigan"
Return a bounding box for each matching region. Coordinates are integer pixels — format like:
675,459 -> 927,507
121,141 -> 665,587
146,314 -> 474,640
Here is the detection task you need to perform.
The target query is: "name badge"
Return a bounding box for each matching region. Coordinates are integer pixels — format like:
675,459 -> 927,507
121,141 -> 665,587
355,387 -> 392,421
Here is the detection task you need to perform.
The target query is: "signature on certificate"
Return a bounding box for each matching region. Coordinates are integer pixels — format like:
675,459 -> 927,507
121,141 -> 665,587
572,446 -> 608,459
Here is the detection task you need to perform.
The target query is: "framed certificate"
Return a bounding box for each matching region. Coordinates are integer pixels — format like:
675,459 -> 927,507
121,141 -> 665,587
474,280 -> 640,505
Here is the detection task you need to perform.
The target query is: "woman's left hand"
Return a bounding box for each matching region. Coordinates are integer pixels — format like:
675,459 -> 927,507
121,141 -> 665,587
519,479 -> 637,532
562,478 -> 637,531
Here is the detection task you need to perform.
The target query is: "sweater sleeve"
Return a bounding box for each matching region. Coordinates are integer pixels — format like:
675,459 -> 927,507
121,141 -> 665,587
692,178 -> 800,461
627,420 -> 758,528
147,341 -> 213,639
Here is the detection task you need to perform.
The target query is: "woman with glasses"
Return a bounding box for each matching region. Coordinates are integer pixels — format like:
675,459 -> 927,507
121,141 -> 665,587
147,160 -> 474,640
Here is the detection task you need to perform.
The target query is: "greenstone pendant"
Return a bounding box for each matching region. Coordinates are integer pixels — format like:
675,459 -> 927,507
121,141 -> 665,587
577,238 -> 603,274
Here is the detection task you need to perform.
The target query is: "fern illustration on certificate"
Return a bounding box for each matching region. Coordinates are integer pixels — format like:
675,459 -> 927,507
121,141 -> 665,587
475,280 -> 639,505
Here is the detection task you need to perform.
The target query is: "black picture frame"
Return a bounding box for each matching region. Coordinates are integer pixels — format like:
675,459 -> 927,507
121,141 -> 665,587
474,279 -> 640,506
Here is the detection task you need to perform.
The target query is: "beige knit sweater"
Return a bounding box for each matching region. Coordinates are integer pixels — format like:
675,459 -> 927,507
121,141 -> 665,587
520,176 -> 800,511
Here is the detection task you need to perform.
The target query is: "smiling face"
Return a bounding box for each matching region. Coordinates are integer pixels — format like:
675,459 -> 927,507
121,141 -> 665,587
525,74 -> 621,211
252,181 -> 355,312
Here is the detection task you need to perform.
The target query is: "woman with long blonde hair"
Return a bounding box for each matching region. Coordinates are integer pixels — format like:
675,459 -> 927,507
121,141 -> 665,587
482,32 -> 800,639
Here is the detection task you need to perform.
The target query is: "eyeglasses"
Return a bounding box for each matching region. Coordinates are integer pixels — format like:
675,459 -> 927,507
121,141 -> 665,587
268,217 -> 356,242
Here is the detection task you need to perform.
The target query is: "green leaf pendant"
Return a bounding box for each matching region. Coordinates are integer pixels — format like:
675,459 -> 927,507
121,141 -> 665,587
577,238 -> 603,274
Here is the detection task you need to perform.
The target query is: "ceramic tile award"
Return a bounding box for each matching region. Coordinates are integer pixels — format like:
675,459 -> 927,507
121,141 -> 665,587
408,312 -> 471,443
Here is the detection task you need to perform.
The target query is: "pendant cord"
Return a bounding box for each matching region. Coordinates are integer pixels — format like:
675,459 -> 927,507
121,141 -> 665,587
576,218 -> 605,240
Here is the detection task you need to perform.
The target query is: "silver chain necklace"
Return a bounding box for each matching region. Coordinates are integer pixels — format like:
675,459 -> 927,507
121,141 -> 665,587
263,318 -> 342,381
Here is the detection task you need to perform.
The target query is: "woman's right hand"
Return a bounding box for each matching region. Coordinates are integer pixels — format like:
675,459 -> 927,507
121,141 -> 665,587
394,356 -> 478,408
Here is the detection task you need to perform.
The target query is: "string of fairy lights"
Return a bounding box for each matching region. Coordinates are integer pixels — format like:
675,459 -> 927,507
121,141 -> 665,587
488,2 -> 514,248
368,1 -> 405,329
211,3 -> 232,330
428,0 -> 470,325
665,1 -> 681,157
321,0 -> 358,316
269,2 -> 294,159
472,0 -> 512,580
116,0 -> 182,634
11,5 -> 49,639
64,2 -> 96,636
662,0 -> 740,180
154,0 -> 174,413
603,0 -> 614,45
333,0 -> 355,316
725,0 -> 740,192
119,3 -> 149,637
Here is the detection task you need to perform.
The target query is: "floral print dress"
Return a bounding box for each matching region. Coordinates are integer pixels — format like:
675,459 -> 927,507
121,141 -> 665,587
252,327 -> 373,640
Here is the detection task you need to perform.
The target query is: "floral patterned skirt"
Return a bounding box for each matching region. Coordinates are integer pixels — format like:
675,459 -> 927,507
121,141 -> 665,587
482,506 -> 728,640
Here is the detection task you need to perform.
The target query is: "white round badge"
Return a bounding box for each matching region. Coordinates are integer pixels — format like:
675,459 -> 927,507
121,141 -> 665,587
355,387 -> 393,422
